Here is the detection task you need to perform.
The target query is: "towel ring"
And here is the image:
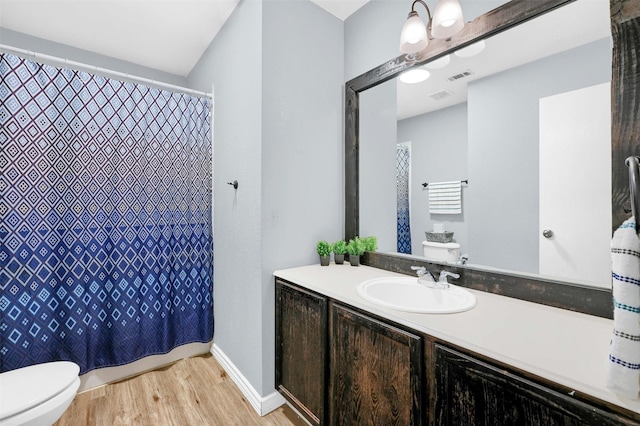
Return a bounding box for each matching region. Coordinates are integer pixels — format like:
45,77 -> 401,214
626,156 -> 640,233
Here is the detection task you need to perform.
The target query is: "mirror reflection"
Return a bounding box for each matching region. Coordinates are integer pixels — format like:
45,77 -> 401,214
359,0 -> 612,288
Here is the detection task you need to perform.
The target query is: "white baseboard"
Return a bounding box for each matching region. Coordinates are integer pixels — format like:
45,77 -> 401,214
211,343 -> 285,416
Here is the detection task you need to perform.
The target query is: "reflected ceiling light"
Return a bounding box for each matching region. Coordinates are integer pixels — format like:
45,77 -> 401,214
453,39 -> 486,58
399,0 -> 465,54
399,68 -> 431,84
424,54 -> 451,69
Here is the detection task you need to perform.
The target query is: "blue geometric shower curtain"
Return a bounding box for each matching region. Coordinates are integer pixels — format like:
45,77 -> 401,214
0,53 -> 214,374
397,144 -> 412,254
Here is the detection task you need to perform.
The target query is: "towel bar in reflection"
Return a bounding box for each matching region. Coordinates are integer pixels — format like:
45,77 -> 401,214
422,179 -> 468,188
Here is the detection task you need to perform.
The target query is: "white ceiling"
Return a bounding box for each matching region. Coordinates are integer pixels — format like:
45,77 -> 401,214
310,0 -> 369,20
0,0 -> 368,77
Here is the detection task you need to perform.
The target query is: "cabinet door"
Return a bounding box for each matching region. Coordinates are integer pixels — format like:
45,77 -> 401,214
434,344 -> 636,426
275,280 -> 328,425
330,303 -> 423,425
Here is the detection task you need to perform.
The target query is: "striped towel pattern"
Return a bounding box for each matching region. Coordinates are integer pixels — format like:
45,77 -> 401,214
428,181 -> 462,214
606,216 -> 640,399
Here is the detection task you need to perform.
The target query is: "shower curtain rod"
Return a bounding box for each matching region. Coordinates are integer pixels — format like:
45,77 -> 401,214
0,44 -> 213,100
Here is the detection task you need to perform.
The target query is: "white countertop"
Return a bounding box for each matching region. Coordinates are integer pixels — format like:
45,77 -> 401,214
274,263 -> 640,415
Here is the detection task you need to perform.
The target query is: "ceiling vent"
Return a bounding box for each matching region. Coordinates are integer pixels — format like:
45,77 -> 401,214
447,69 -> 474,82
429,90 -> 455,101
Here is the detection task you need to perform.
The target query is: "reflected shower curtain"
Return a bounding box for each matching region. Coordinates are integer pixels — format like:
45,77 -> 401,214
397,144 -> 412,254
0,53 -> 214,374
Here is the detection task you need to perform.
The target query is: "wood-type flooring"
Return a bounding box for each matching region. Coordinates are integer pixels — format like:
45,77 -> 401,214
54,353 -> 307,426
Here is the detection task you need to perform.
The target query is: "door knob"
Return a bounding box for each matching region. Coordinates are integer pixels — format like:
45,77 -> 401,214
542,229 -> 554,239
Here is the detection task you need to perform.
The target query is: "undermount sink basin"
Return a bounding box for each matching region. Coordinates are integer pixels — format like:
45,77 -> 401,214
356,277 -> 476,314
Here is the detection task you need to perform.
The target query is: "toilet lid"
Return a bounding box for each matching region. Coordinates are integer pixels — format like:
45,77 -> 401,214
0,361 -> 80,420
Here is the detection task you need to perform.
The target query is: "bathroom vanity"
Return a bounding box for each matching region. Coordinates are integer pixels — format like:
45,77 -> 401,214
274,264 -> 640,425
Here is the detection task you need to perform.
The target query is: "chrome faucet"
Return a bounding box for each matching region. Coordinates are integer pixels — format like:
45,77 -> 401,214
438,270 -> 460,289
411,266 -> 459,289
410,266 -> 435,285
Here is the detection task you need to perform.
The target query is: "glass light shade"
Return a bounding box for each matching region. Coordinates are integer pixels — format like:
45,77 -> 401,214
399,13 -> 428,54
431,0 -> 464,39
399,68 -> 430,84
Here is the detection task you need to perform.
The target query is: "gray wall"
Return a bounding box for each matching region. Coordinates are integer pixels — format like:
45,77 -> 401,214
261,0 -> 343,393
344,0 -> 406,81
188,0 -> 344,396
467,37 -> 611,272
0,28 -> 186,86
397,103 -> 468,255
187,0 -> 265,394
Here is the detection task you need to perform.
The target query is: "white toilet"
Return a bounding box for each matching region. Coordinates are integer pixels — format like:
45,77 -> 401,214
0,361 -> 80,426
422,241 -> 461,264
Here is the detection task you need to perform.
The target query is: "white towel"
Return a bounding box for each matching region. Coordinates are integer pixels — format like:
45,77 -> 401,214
428,181 -> 462,214
606,216 -> 640,399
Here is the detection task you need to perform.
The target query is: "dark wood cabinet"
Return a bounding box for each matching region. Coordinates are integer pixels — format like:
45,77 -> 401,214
434,344 -> 637,426
275,279 -> 328,425
329,303 -> 423,425
275,279 -> 423,425
275,278 -> 640,426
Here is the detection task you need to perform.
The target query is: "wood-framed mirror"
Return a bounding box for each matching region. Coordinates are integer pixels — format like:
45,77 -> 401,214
344,0 -> 639,318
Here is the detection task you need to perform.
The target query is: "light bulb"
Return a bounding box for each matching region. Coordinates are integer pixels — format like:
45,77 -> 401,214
399,68 -> 430,84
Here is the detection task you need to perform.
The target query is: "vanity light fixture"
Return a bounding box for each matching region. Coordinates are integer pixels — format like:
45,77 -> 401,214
399,68 -> 431,84
399,0 -> 465,54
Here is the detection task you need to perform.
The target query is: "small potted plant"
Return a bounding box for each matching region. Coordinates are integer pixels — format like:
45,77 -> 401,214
362,236 -> 378,252
317,240 -> 331,266
332,240 -> 347,264
346,237 -> 365,266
